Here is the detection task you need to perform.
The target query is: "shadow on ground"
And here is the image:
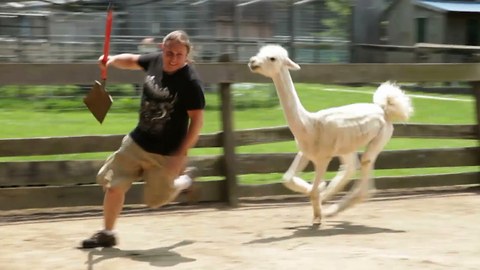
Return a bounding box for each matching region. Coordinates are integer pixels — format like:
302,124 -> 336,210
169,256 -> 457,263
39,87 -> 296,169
244,221 -> 405,244
83,240 -> 195,269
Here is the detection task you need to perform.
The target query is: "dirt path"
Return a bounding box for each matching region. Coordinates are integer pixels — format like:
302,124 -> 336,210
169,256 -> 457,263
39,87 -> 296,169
0,187 -> 479,270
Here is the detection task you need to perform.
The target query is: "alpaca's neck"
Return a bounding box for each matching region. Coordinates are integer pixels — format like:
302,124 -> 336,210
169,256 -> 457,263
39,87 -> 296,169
271,68 -> 310,134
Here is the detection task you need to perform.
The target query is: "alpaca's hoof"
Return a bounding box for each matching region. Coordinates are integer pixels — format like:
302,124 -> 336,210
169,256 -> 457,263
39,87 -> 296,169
323,204 -> 339,217
312,216 -> 322,226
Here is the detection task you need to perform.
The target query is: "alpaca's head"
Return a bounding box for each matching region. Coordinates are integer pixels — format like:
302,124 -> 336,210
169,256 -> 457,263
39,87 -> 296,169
248,44 -> 300,78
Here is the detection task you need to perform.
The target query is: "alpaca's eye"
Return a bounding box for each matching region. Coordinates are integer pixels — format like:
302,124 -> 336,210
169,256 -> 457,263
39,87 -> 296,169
269,57 -> 276,62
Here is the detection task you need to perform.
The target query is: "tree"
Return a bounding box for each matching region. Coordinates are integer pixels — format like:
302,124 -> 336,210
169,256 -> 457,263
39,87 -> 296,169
321,0 -> 351,39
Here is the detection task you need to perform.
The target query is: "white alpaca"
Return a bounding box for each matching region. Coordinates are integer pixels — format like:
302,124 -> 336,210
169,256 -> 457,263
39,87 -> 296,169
248,45 -> 413,225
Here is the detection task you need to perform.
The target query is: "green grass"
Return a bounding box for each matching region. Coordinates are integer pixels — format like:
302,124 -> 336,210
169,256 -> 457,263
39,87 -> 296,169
0,83 -> 478,183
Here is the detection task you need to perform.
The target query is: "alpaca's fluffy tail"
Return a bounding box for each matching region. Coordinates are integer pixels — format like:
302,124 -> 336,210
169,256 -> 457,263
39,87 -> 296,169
373,81 -> 413,122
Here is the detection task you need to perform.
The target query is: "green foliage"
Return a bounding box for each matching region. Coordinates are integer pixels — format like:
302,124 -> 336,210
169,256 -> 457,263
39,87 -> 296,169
322,0 -> 351,39
204,83 -> 279,110
0,83 -> 279,112
106,84 -> 137,96
232,83 -> 279,110
0,85 -> 82,97
111,97 -> 140,112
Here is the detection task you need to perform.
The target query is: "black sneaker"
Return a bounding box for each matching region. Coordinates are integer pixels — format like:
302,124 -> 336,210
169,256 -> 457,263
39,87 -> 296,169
81,231 -> 117,249
183,167 -> 201,204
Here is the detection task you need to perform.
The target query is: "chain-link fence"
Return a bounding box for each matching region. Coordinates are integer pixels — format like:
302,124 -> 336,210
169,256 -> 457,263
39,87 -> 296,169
0,0 -> 351,63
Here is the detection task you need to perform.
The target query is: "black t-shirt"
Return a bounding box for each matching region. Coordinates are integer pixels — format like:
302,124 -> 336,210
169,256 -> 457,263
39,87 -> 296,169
129,52 -> 205,155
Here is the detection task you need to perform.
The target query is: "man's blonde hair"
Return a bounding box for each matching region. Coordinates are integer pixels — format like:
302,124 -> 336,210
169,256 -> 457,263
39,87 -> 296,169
162,30 -> 192,55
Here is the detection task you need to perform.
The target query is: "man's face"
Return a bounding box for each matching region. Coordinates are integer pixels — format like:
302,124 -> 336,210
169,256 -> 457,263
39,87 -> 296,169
162,40 -> 188,73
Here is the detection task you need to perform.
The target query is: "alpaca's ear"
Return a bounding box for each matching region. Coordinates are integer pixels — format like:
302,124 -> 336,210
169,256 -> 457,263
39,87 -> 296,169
286,58 -> 301,70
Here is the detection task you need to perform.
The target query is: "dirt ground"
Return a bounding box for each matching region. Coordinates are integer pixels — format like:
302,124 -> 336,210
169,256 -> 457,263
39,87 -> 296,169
0,186 -> 479,270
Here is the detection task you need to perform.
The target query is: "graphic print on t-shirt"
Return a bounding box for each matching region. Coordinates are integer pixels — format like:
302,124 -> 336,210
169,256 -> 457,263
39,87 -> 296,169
138,75 -> 177,134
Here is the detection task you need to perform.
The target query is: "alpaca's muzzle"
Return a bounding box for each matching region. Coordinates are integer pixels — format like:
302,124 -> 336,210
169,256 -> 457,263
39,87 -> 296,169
248,60 -> 259,71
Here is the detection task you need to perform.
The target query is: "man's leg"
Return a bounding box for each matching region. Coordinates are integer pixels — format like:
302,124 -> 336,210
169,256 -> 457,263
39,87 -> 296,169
103,186 -> 126,231
81,135 -> 140,249
143,155 -> 198,208
81,187 -> 126,249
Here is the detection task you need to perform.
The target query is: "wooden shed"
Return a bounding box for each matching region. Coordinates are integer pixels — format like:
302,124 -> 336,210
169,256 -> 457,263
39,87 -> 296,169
381,0 -> 480,63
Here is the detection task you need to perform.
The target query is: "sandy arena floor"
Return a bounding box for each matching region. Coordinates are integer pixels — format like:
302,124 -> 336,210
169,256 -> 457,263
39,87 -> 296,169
0,186 -> 479,270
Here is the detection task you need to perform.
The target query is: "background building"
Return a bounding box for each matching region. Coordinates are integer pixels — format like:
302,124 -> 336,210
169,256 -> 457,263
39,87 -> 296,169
353,0 -> 480,63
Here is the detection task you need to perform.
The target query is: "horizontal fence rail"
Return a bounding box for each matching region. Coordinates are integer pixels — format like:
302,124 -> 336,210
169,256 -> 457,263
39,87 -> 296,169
2,171 -> 479,210
1,147 -> 479,188
0,124 -> 478,157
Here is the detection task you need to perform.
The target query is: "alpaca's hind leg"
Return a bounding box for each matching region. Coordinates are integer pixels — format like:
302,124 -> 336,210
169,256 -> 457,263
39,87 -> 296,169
323,160 -> 373,218
282,152 -> 312,195
321,153 -> 358,202
356,126 -> 394,201
324,127 -> 393,217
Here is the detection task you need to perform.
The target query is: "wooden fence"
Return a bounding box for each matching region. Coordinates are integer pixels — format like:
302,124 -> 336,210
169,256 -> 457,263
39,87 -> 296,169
0,62 -> 479,210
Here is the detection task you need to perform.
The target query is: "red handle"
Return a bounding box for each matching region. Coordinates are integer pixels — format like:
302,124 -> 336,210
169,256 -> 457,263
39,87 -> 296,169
101,5 -> 113,80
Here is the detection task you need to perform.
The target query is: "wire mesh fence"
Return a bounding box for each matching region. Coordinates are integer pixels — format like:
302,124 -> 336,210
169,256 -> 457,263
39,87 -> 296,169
0,0 -> 351,64
0,0 -> 351,111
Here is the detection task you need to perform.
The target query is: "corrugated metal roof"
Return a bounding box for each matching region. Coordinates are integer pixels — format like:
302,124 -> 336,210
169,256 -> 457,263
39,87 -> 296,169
417,0 -> 480,13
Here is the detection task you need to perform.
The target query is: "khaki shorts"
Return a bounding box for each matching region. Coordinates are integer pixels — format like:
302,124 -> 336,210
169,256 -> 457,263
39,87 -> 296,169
97,135 -> 179,208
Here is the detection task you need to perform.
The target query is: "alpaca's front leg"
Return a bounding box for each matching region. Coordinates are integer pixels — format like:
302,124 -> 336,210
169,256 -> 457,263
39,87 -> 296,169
310,161 -> 329,225
282,152 -> 312,195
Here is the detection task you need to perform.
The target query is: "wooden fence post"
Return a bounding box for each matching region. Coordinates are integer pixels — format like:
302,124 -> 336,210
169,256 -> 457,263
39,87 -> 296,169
472,82 -> 480,183
219,54 -> 238,207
